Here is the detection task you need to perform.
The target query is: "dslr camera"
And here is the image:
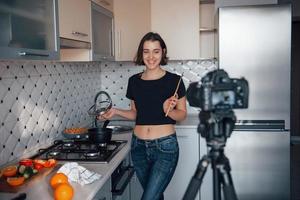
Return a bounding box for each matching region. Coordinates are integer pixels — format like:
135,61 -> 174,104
187,69 -> 249,111
186,69 -> 249,145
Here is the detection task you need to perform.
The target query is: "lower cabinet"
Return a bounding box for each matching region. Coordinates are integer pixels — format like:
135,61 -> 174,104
164,127 -> 201,200
92,177 -> 112,200
130,172 -> 143,200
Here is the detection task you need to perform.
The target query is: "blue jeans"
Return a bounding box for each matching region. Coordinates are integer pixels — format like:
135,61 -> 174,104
131,133 -> 179,200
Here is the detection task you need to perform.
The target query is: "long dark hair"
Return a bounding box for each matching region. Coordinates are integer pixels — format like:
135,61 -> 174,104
134,32 -> 168,66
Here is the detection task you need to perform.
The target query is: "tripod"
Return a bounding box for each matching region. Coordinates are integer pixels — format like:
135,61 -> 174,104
182,110 -> 238,200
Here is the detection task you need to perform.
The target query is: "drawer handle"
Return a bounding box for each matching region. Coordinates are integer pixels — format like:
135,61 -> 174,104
177,135 -> 188,138
18,52 -> 49,57
72,31 -> 88,37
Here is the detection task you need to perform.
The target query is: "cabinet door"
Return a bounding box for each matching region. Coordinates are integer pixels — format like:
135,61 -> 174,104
0,0 -> 59,60
59,0 -> 91,42
151,0 -> 200,60
130,173 -> 143,200
164,128 -> 200,200
92,0 -> 113,12
114,0 -> 151,61
92,3 -> 114,61
199,2 -> 217,59
92,177 -> 112,200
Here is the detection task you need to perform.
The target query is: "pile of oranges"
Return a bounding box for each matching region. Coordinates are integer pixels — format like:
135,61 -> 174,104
50,173 -> 74,200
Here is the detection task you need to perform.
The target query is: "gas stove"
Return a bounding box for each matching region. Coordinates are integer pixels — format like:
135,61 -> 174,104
31,139 -> 127,164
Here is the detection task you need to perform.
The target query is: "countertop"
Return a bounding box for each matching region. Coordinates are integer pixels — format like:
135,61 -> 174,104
0,133 -> 132,200
0,116 -> 199,200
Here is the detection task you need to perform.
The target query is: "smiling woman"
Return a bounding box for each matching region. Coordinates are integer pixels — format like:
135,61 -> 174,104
99,32 -> 187,200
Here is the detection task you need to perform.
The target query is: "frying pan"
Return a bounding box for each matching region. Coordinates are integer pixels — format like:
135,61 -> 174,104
62,129 -> 88,139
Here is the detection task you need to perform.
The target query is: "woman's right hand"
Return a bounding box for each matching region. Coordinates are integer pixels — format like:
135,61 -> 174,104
97,108 -> 116,120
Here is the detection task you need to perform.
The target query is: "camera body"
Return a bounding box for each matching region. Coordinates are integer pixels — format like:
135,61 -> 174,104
187,69 -> 249,146
187,69 -> 249,111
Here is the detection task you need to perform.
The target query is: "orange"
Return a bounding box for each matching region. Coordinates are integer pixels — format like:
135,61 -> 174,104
2,165 -> 18,177
7,176 -> 25,186
54,183 -> 74,200
50,173 -> 69,189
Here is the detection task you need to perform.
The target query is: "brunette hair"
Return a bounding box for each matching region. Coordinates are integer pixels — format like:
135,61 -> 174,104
134,32 -> 168,66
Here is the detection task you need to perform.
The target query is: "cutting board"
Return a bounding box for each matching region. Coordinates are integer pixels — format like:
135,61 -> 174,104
0,164 -> 60,193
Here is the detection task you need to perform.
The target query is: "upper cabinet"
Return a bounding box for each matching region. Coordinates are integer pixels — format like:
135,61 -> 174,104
199,0 -> 217,59
0,0 -> 59,60
92,0 -> 113,12
151,0 -> 200,60
58,0 -> 91,43
58,0 -> 92,61
114,0 -> 151,61
91,2 -> 114,61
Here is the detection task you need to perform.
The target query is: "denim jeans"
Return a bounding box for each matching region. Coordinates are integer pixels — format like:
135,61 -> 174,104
131,133 -> 179,200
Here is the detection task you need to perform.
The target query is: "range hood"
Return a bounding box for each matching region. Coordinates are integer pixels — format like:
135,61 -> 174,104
60,37 -> 91,49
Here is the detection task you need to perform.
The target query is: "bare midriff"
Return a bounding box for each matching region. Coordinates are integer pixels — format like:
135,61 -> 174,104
134,124 -> 175,140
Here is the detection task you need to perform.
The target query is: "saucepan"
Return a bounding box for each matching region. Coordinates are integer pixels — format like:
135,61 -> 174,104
88,120 -> 112,143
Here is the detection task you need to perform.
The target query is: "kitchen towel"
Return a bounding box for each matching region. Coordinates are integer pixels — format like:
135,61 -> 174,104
57,162 -> 102,186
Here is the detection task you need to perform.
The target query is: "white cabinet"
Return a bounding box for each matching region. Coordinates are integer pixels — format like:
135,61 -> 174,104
113,0 -> 151,61
92,0 -> 113,12
58,0 -> 91,42
130,173 -> 143,200
164,127 -> 201,200
58,0 -> 92,61
92,177 -> 112,200
151,0 -> 200,60
199,1 -> 217,59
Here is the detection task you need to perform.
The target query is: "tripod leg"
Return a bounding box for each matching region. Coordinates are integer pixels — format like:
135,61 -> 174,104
182,155 -> 210,200
218,155 -> 238,200
212,159 -> 222,200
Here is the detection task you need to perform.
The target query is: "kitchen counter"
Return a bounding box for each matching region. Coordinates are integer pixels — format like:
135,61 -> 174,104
0,133 -> 132,200
0,116 -> 199,200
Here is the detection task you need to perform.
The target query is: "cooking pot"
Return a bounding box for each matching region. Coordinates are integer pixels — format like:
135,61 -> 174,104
88,120 -> 112,143
88,127 -> 112,143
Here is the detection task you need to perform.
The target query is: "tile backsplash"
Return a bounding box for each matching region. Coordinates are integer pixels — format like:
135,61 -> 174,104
0,59 -> 217,167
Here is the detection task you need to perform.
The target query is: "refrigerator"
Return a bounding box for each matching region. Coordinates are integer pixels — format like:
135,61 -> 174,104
200,4 -> 291,200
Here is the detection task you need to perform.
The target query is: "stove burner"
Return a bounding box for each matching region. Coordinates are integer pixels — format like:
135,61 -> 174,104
84,151 -> 101,157
63,143 -> 76,148
97,143 -> 107,147
47,151 -> 60,157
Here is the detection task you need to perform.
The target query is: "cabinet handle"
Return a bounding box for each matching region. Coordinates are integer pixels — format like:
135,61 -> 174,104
177,135 -> 188,138
117,30 -> 121,58
72,31 -> 88,37
18,52 -> 50,57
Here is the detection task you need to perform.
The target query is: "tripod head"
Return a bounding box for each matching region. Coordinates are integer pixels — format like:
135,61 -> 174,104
198,109 -> 236,150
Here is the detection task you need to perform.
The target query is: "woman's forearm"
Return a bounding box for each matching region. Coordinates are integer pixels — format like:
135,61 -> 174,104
115,109 -> 136,120
167,109 -> 187,122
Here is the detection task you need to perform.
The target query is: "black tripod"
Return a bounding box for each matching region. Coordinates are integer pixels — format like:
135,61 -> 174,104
182,110 -> 238,200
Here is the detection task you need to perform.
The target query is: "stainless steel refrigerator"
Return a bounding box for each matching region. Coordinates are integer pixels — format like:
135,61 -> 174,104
200,4 -> 291,200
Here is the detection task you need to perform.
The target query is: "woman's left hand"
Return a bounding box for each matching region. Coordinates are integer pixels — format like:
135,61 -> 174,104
163,94 -> 178,114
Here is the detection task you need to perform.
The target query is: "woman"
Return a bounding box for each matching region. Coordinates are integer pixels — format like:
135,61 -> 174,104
100,32 -> 187,200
